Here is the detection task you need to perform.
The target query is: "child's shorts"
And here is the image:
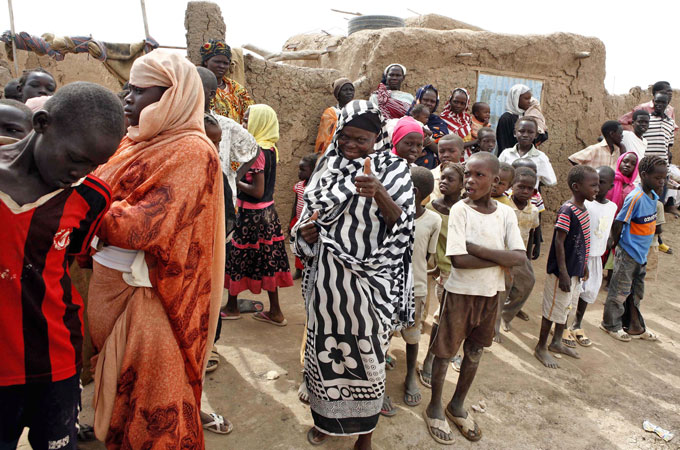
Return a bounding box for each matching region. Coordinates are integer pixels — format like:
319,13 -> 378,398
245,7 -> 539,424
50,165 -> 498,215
580,256 -> 603,304
0,372 -> 80,449
401,295 -> 426,345
543,273 -> 581,324
432,291 -> 499,359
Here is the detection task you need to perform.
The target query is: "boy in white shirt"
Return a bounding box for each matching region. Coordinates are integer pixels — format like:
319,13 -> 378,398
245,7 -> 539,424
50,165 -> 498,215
401,167 -> 441,408
498,117 -> 557,188
423,153 -> 526,444
621,110 -> 650,161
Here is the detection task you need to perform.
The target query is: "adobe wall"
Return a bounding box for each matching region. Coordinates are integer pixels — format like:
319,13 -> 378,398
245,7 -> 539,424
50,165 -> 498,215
404,14 -> 484,31
243,54 -> 340,216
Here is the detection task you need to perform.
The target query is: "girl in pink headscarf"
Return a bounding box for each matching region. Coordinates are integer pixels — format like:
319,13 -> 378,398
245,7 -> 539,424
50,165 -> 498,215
391,116 -> 424,165
606,152 -> 640,213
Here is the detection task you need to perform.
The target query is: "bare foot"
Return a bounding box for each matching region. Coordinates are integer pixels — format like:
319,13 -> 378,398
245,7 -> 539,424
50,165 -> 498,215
664,204 -> 680,218
502,318 -> 512,332
534,345 -> 559,368
493,333 -> 502,343
548,341 -> 581,359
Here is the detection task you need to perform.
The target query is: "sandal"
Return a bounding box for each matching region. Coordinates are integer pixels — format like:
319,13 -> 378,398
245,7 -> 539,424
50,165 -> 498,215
571,329 -> 592,347
206,346 -> 220,373
403,384 -> 421,407
628,329 -> 658,341
202,413 -> 233,435
385,354 -> 396,371
658,243 -> 673,254
422,410 -> 454,445
307,428 -> 328,446
77,424 -> 96,442
561,329 -> 577,348
445,407 -> 482,442
237,298 -> 264,313
516,310 -> 530,321
220,311 -> 241,320
380,395 -> 397,417
451,355 -> 462,372
599,323 -> 631,342
417,367 -> 432,389
298,382 -> 310,405
252,311 -> 287,327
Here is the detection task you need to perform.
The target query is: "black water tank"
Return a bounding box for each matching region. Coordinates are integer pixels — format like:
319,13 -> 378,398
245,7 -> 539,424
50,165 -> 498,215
347,15 -> 405,35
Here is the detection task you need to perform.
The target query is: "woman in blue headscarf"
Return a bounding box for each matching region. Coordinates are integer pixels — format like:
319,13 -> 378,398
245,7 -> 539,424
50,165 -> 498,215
407,85 -> 449,168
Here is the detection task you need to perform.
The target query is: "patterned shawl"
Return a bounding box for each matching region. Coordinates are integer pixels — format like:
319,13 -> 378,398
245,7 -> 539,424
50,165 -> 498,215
373,82 -> 410,120
94,50 -> 225,405
440,88 -> 472,139
292,100 -> 415,334
211,77 -> 254,124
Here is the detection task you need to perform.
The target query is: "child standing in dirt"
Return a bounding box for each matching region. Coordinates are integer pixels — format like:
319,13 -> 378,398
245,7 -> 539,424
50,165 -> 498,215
289,154 -> 318,279
498,117 -> 557,188
420,162 -> 465,384
566,166 -> 617,348
423,152 -> 525,444
535,165 -> 599,369
496,167 -> 540,340
511,157 -> 546,262
600,156 -> 667,342
400,166 -> 441,408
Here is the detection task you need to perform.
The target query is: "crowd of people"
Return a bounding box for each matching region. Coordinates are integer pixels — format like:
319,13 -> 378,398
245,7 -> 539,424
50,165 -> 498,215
0,40 -> 677,449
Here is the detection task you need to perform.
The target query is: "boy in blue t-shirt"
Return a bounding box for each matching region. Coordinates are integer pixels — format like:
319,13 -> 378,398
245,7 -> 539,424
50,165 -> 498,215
535,165 -> 599,369
601,155 -> 668,342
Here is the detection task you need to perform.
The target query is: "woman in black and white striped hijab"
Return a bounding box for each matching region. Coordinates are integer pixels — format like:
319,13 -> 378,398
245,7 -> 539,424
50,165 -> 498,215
292,100 -> 415,447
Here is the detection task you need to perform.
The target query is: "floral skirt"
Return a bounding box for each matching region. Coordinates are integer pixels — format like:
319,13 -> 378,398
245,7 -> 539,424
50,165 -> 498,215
304,328 -> 389,436
225,204 -> 293,295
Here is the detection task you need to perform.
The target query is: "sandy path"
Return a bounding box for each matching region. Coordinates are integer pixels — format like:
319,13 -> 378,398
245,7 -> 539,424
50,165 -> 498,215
49,218 -> 680,450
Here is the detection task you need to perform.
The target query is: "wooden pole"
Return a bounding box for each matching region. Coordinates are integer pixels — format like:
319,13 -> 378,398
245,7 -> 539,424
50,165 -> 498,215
7,0 -> 20,76
140,0 -> 150,39
330,8 -> 362,16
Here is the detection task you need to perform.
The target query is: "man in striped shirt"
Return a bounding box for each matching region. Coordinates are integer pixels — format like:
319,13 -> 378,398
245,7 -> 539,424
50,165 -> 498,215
0,83 -> 124,449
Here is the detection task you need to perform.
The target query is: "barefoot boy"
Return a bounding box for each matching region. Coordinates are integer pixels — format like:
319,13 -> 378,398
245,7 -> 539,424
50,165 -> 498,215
0,82 -> 125,449
568,166 -> 617,347
497,167 -> 540,336
601,156 -> 667,342
424,152 -> 526,444
535,165 -> 599,369
401,166 -> 441,407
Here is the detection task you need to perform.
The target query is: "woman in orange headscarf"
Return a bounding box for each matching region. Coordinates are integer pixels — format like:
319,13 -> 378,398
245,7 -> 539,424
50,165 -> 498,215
87,50 -> 225,449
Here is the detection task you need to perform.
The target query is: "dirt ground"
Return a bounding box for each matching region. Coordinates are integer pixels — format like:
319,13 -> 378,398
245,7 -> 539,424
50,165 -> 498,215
20,217 -> 680,450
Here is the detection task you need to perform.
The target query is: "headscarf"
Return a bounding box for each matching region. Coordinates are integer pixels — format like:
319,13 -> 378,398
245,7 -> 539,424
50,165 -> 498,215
25,95 -> 50,112
506,84 -> 531,116
200,39 -> 232,64
246,104 -> 279,161
440,88 -> 472,139
606,151 -> 640,212
293,99 -> 415,331
332,77 -> 352,99
407,84 -> 449,140
392,116 -> 424,149
127,49 -> 207,143
381,63 -> 407,84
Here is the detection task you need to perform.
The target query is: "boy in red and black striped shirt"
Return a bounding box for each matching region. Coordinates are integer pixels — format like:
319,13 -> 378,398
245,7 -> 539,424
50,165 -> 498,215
535,165 -> 600,370
0,82 -> 125,450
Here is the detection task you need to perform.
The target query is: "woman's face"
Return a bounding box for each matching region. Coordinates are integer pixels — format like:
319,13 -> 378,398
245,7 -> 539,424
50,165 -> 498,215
420,90 -> 438,113
518,91 -> 532,111
394,132 -> 423,165
205,55 -> 231,80
337,126 -> 377,160
385,66 -> 405,91
449,92 -> 468,114
124,85 -> 167,127
619,154 -> 638,177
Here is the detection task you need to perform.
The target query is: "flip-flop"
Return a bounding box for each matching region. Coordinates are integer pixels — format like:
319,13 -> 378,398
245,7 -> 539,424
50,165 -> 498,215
202,413 -> 233,435
206,347 -> 220,373
561,329 -> 577,348
628,329 -> 658,341
451,355 -> 462,372
403,384 -> 422,407
422,410 -> 454,445
307,428 -> 328,446
571,329 -> 592,347
445,407 -> 482,442
237,298 -> 264,313
77,424 -> 96,442
417,367 -> 432,389
599,323 -> 631,342
252,311 -> 287,327
220,311 -> 241,320
515,310 -> 530,321
380,395 -> 397,417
